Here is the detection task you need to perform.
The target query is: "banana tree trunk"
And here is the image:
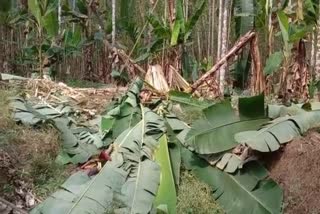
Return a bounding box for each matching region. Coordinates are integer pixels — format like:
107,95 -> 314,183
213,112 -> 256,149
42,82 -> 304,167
168,0 -> 175,27
311,28 -> 316,73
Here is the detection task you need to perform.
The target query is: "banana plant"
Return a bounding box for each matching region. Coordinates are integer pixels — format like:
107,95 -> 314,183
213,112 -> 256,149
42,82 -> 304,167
137,0 -> 206,80
27,0 -> 59,77
232,0 -> 255,89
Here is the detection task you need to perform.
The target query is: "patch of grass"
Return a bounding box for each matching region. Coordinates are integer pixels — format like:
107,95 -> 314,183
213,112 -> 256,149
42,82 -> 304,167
172,104 -> 204,124
0,89 -> 15,131
177,171 -> 224,214
66,79 -> 108,88
31,154 -> 71,198
0,88 -> 73,200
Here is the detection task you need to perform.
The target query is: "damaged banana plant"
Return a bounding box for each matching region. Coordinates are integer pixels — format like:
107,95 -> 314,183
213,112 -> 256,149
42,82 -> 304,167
10,97 -> 103,164
101,78 -> 143,145
31,107 -> 166,214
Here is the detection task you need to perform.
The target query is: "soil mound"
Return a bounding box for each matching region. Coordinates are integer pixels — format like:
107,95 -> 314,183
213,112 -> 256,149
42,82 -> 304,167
268,130 -> 320,214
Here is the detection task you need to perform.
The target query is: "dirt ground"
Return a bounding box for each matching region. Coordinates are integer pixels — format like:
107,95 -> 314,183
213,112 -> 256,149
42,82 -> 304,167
266,130 -> 320,214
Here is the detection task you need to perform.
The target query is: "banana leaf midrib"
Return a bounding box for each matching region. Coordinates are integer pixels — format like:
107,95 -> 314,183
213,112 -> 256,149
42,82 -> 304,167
130,105 -> 145,213
225,173 -> 275,214
187,117 -> 268,139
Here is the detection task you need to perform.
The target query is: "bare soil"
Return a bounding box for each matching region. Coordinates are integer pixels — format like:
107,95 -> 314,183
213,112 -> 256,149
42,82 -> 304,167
266,130 -> 320,214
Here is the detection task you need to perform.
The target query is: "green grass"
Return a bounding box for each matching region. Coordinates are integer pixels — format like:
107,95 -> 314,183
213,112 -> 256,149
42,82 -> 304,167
177,171 -> 224,214
66,79 -> 109,88
31,154 -> 71,198
172,104 -> 205,124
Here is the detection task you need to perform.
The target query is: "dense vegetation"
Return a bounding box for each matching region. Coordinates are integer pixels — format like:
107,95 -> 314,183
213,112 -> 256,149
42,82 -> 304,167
1,0 -> 320,214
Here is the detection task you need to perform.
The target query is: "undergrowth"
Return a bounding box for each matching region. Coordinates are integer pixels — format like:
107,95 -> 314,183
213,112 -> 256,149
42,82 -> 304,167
177,171 -> 224,214
66,79 -> 108,88
0,88 -> 72,201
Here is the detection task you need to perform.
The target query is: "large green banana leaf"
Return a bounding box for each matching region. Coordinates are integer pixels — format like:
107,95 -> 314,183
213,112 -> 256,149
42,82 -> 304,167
185,95 -> 268,154
182,148 -> 283,214
164,113 -> 187,187
101,79 -> 143,145
31,108 -> 166,214
154,135 -> 177,213
235,111 -> 320,152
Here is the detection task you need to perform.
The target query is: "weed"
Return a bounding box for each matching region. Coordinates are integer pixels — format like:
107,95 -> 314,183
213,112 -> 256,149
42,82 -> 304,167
66,79 -> 107,88
177,171 -> 224,214
31,154 -> 71,198
172,104 -> 204,124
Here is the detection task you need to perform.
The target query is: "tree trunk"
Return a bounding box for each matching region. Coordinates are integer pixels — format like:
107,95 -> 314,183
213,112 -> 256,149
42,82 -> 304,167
211,0 -> 216,60
217,0 -> 223,61
112,0 -> 116,46
316,11 -> 320,80
219,0 -> 230,95
207,0 -> 212,60
58,0 -> 61,34
268,0 -> 273,55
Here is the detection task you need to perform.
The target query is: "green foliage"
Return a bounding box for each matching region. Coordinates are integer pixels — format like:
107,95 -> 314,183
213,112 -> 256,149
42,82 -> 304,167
169,91 -> 213,109
101,79 -> 143,145
10,97 -> 103,164
182,148 -> 283,214
0,0 -> 11,15
28,0 -> 42,25
177,171 -> 224,214
31,108 -> 166,214
154,135 -> 177,213
142,0 -> 206,74
119,0 -> 139,42
263,51 -> 283,75
235,111 -> 320,152
233,0 -> 255,89
185,95 -> 268,154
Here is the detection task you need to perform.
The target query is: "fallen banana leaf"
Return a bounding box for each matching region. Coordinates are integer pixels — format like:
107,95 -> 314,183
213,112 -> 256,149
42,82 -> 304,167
154,135 -> 177,213
235,111 -> 320,152
101,78 -> 143,144
10,97 -> 72,125
267,104 -> 306,119
169,90 -> 213,109
185,95 -> 268,154
31,107 -> 166,214
181,148 -> 283,214
165,113 -> 189,133
54,118 -> 100,164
